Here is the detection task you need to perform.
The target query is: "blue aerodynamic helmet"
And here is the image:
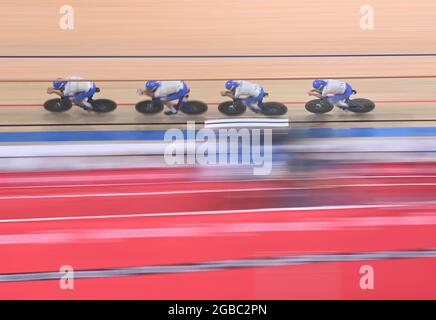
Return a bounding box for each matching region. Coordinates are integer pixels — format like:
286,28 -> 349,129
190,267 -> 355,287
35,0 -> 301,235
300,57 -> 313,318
145,80 -> 161,92
312,79 -> 327,90
225,80 -> 240,91
52,80 -> 67,90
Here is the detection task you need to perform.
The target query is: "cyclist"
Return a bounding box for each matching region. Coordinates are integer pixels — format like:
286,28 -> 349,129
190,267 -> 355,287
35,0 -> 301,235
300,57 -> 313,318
221,80 -> 267,113
47,76 -> 98,111
308,79 -> 356,110
137,80 -> 190,115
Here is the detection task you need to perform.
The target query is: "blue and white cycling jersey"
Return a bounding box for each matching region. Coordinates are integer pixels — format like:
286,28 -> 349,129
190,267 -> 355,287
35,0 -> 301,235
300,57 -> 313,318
233,80 -> 262,99
321,79 -> 354,104
63,76 -> 96,101
155,81 -> 189,101
232,80 -> 266,106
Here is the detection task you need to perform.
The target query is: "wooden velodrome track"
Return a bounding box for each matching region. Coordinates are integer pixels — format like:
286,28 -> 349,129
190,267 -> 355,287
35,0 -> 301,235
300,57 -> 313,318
1,0 -> 436,131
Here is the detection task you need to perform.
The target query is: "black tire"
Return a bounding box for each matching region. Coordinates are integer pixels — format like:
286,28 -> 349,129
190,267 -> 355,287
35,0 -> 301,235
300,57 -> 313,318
91,99 -> 117,113
43,98 -> 72,112
218,100 -> 247,115
135,100 -> 164,114
348,98 -> 375,113
305,99 -> 334,114
180,100 -> 208,115
261,102 -> 288,116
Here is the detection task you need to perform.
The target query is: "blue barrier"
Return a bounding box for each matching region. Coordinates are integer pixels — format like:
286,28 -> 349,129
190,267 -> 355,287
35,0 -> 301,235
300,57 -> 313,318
0,126 -> 436,143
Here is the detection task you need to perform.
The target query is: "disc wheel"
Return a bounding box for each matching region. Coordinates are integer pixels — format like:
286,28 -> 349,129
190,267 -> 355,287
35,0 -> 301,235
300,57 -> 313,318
218,100 -> 247,115
92,99 -> 117,113
305,99 -> 334,114
348,98 -> 376,113
261,102 -> 288,116
180,100 -> 208,115
135,100 -> 164,114
43,98 -> 72,112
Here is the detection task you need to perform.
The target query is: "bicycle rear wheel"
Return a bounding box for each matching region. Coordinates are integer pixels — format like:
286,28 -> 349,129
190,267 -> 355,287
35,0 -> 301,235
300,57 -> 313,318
180,101 -> 208,115
135,100 -> 164,114
261,102 -> 288,116
92,99 -> 118,113
348,99 -> 375,113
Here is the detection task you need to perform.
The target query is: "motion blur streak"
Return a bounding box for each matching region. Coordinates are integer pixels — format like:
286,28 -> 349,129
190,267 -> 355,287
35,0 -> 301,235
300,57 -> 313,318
0,163 -> 435,299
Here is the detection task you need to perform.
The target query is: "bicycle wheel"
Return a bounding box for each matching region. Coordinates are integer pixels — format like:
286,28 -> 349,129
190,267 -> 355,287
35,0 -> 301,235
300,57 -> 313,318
43,98 -> 72,112
305,99 -> 334,114
261,102 -> 288,116
92,99 -> 118,113
135,100 -> 164,114
348,98 -> 376,113
180,100 -> 208,115
218,100 -> 247,115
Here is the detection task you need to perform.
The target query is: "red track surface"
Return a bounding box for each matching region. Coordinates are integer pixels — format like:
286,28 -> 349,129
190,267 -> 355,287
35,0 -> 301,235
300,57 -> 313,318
0,164 -> 435,299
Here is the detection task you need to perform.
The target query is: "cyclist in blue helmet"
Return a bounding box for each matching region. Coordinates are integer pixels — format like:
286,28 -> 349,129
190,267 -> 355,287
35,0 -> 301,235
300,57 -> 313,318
52,80 -> 67,90
308,79 -> 356,110
47,76 -> 99,111
138,80 -> 190,115
225,80 -> 239,91
221,80 -> 267,113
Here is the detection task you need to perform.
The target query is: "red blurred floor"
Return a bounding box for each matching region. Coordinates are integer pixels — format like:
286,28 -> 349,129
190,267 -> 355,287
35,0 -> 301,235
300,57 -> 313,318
0,165 -> 435,299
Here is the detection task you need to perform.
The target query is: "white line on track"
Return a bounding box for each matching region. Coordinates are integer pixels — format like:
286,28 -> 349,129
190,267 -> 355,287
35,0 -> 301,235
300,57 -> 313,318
0,203 -> 429,224
0,187 -> 292,200
0,175 -> 436,190
1,215 -> 436,245
0,183 -> 436,200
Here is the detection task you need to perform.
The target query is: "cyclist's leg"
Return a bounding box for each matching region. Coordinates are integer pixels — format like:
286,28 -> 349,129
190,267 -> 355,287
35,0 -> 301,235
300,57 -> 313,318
174,85 -> 190,111
73,86 -> 97,110
328,84 -> 353,109
73,92 -> 93,110
242,89 -> 265,113
256,89 -> 266,109
85,86 -> 98,108
163,85 -> 190,115
162,100 -> 177,114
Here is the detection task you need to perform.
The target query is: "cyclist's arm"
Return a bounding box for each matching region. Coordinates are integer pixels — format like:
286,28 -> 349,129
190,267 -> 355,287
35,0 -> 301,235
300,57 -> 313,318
47,88 -> 65,98
137,88 -> 155,97
221,90 -> 235,99
321,86 -> 330,97
308,89 -> 322,98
